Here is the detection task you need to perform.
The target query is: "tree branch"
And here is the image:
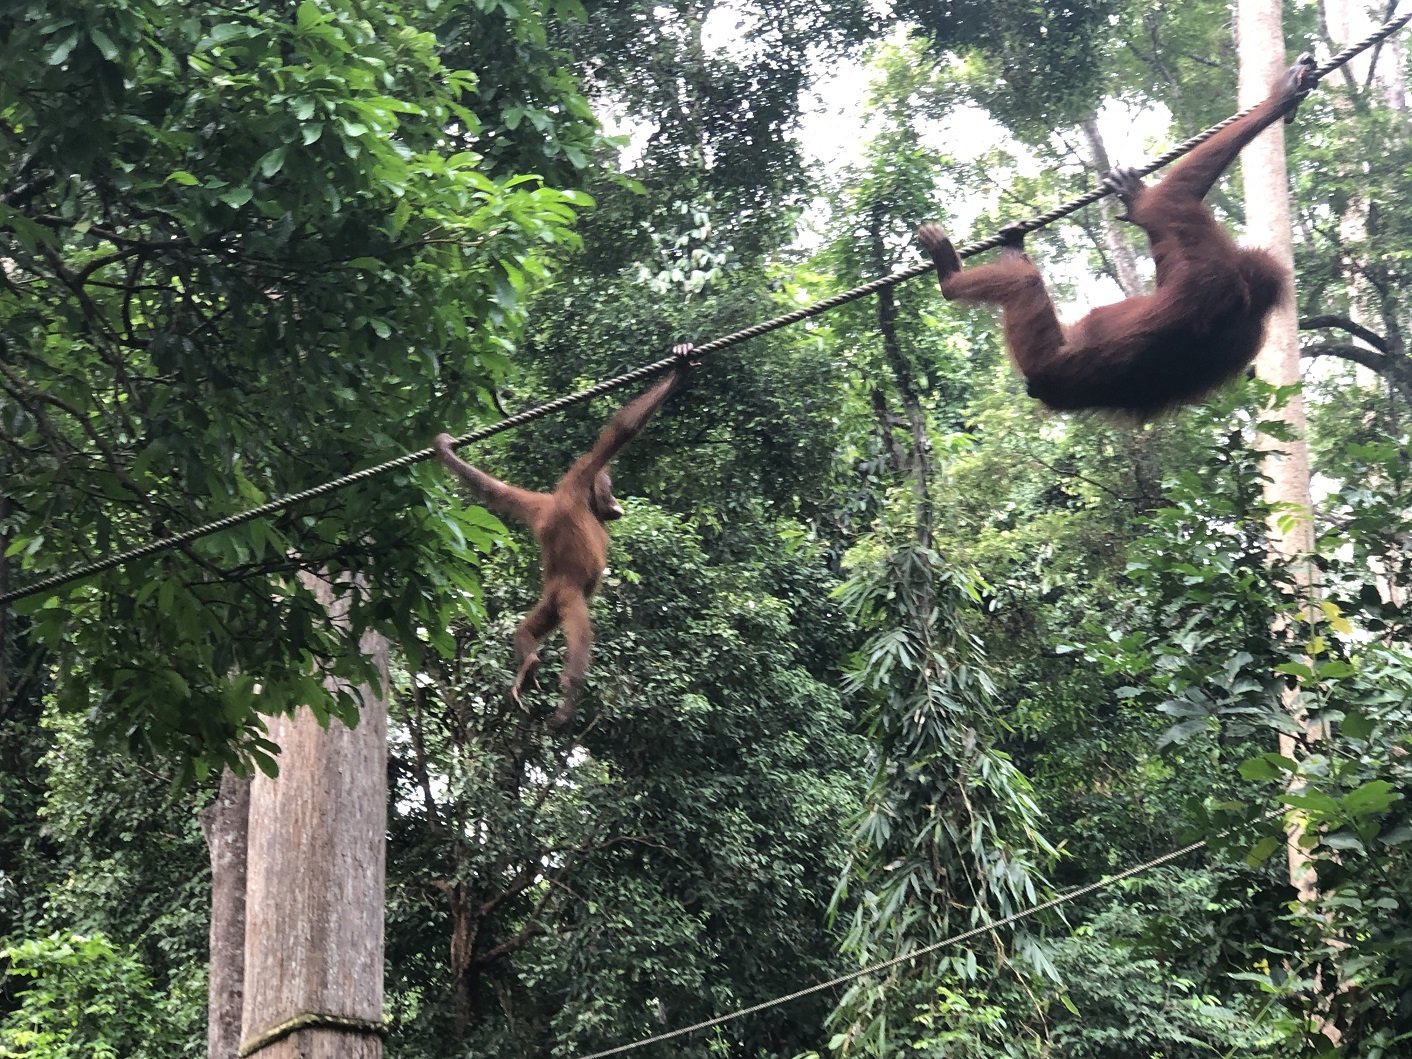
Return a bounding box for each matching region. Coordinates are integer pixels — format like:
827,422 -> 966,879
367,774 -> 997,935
1299,314 -> 1389,352
1299,341 -> 1390,373
1300,342 -> 1412,405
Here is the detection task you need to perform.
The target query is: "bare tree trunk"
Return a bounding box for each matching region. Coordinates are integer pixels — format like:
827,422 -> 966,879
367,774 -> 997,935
1323,0 -> 1406,106
1079,117 -> 1144,296
1238,0 -> 1339,1043
199,769 -> 251,1059
240,572 -> 390,1059
867,200 -> 933,547
1240,0 -> 1313,556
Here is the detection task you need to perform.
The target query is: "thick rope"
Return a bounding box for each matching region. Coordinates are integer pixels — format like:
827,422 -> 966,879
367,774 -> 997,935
3,12 -> 1407,606
573,805 -> 1297,1058
238,1012 -> 387,1057
0,351 -> 690,605
573,832 -> 1214,1058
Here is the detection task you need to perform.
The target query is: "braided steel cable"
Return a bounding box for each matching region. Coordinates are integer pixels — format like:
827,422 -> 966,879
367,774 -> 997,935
4,9 -> 1408,606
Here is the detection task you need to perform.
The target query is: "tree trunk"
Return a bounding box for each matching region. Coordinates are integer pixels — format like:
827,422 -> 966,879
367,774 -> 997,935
1080,117 -> 1144,296
1237,0 -> 1339,1043
240,572 -> 390,1059
867,199 -> 933,547
1323,0 -> 1406,106
448,882 -> 478,1033
1239,0 -> 1313,555
199,768 -> 251,1059
1322,0 -> 1404,385
0,494 -> 9,707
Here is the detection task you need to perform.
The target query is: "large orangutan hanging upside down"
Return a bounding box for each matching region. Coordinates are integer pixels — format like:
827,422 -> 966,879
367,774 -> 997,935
434,351 -> 692,729
918,54 -> 1317,418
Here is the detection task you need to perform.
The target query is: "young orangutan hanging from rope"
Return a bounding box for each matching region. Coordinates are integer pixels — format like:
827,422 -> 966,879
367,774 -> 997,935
918,54 -> 1316,418
433,349 -> 693,729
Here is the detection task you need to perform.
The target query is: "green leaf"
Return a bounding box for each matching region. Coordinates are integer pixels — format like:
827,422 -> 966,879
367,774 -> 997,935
258,146 -> 288,177
1238,753 -> 1294,782
1281,790 -> 1341,815
1341,710 -> 1374,740
1156,716 -> 1209,749
89,27 -> 119,60
204,23 -> 251,45
296,0 -> 324,29
1380,824 -> 1412,846
47,31 -> 80,65
1246,834 -> 1281,866
1316,659 -> 1354,679
250,748 -> 281,778
1344,780 -> 1398,817
1322,830 -> 1366,852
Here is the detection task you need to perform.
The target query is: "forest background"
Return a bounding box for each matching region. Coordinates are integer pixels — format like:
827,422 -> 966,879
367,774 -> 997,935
2,0 -> 1411,1057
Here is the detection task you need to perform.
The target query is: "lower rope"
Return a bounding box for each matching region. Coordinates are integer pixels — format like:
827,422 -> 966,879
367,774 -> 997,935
573,806 -> 1293,1058
571,836 -> 1210,1059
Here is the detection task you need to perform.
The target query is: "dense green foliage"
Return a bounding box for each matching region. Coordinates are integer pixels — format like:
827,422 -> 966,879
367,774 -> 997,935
0,933 -> 195,1059
0,0 -> 593,769
386,509 -> 861,1055
4,1 -> 1412,1058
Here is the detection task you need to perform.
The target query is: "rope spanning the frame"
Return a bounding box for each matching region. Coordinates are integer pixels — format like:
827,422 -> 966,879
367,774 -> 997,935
0,348 -> 690,606
4,12 -> 1408,607
575,804 -> 1294,1059
574,832 -> 1217,1058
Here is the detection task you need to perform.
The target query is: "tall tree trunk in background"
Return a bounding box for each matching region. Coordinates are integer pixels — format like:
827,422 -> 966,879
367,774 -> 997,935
1324,0 -> 1406,106
1239,0 -> 1313,562
199,769 -> 251,1059
1080,117 -> 1144,297
867,199 -> 933,548
1321,0 -> 1403,379
1081,116 -> 1162,490
241,571 -> 390,1059
1238,0 -> 1338,1042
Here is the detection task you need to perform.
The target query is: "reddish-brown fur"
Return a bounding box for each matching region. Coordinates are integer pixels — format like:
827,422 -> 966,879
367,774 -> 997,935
918,55 -> 1316,418
434,354 -> 691,728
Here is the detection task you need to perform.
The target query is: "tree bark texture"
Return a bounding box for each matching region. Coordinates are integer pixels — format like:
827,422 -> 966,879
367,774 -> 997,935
241,572 -> 390,1059
199,768 -> 252,1059
0,494 -> 10,706
1239,0 -> 1323,894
